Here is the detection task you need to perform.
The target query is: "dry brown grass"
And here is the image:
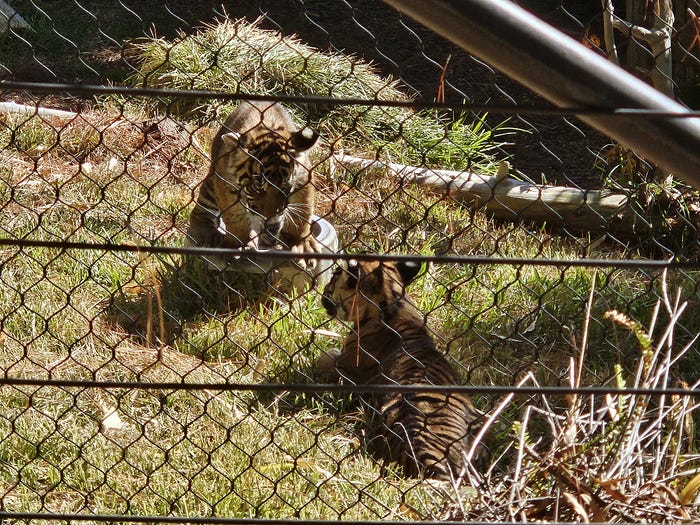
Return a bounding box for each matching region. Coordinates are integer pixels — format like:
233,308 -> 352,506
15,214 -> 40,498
445,274 -> 700,522
1,42 -> 698,519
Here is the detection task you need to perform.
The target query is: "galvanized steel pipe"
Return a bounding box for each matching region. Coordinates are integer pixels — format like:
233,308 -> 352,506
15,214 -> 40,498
382,0 -> 700,188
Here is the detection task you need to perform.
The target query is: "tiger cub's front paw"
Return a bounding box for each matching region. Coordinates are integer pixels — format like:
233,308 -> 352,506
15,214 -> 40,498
290,237 -> 321,270
186,223 -> 223,248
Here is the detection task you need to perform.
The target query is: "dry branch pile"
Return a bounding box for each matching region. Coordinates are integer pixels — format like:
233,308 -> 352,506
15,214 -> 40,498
445,278 -> 700,522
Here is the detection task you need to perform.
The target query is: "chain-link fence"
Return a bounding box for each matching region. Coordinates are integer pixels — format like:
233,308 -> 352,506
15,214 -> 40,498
0,0 -> 699,523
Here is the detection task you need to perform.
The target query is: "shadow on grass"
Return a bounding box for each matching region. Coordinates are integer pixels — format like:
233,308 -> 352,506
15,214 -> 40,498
101,252 -> 273,348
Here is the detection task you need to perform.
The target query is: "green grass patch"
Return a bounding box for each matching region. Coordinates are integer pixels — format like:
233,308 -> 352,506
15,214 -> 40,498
0,14 -> 698,521
127,16 -> 509,174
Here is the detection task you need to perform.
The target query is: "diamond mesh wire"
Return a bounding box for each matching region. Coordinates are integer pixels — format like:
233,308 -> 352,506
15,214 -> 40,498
0,0 -> 699,523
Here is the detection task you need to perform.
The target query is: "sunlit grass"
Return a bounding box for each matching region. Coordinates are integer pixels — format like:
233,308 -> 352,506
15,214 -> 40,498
127,16 -> 508,175
0,22 -> 698,522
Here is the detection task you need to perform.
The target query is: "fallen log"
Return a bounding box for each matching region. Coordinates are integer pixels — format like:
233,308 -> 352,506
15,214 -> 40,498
331,154 -> 634,234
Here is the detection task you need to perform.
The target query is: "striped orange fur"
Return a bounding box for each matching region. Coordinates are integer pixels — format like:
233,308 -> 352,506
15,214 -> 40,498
320,259 -> 484,479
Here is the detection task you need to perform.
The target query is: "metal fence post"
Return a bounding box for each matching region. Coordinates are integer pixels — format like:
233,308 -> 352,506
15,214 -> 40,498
382,0 -> 700,188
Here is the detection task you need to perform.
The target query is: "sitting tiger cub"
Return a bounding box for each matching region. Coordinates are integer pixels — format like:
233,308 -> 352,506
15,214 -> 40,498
187,100 -> 319,258
319,259 -> 483,480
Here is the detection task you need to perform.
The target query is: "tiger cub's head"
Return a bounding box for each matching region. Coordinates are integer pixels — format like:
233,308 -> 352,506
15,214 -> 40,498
220,120 -> 318,248
321,259 -> 423,323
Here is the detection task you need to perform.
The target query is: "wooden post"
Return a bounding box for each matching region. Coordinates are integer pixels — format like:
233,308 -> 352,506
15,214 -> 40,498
626,0 -> 651,78
615,0 -> 675,97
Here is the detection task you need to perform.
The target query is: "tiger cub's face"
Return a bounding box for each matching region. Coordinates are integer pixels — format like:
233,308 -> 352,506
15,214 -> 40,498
220,127 -> 317,247
321,260 -> 422,323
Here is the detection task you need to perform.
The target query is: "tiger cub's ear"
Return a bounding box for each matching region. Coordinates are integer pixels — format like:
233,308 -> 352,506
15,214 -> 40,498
221,131 -> 245,149
291,127 -> 318,152
396,261 -> 423,287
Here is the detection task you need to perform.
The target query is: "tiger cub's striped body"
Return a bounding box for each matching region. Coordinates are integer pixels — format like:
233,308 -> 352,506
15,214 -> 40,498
320,260 -> 483,480
188,101 -> 318,254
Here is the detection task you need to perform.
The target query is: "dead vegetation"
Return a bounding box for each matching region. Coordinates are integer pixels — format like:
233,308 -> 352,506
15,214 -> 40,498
446,273 -> 700,522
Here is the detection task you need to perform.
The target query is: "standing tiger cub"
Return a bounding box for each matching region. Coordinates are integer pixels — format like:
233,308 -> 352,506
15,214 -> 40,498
187,101 -> 319,257
319,259 -> 484,480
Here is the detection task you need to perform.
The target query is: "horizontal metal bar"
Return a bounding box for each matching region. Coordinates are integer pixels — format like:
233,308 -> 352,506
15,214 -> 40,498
3,80 -> 700,117
0,514 -> 674,525
0,237 -> 698,268
2,377 -> 698,397
381,0 -> 700,188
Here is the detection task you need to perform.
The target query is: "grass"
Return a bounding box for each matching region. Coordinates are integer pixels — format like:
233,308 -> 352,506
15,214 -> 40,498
0,1 -> 212,83
126,16 -> 508,174
0,15 -> 698,523
448,284 -> 700,522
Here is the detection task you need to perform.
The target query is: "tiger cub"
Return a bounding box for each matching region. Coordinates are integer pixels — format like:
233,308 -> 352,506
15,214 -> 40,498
187,100 -> 319,257
319,259 -> 483,480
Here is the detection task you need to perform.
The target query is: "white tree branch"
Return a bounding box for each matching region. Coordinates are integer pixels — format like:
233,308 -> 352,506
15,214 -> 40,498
0,1 -> 29,34
332,154 -> 632,234
601,0 -> 620,65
